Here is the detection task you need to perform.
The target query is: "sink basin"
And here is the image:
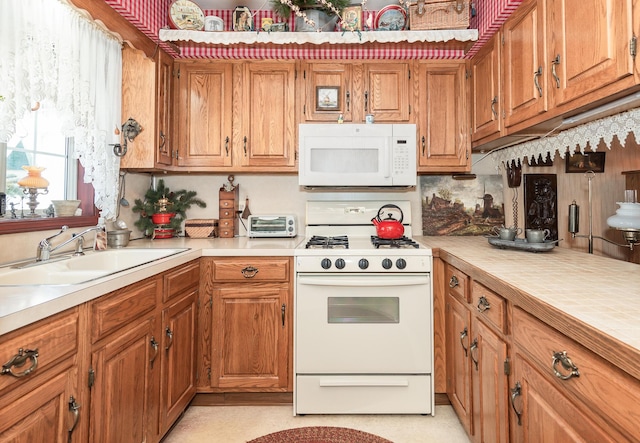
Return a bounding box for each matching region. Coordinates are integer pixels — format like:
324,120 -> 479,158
0,248 -> 189,286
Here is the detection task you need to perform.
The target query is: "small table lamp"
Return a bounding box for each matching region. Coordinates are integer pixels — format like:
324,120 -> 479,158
17,166 -> 49,218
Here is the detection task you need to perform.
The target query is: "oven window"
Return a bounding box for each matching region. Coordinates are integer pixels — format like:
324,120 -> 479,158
328,297 -> 399,323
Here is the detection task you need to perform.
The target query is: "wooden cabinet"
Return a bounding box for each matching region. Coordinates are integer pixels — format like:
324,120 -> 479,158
159,263 -> 198,435
501,0 -> 635,133
511,307 -> 640,442
175,61 -> 233,168
175,61 -> 296,171
416,61 -> 470,172
121,46 -> 174,170
300,61 -> 411,123
88,277 -> 161,443
198,257 -> 293,392
471,32 -> 502,144
0,308 -> 82,443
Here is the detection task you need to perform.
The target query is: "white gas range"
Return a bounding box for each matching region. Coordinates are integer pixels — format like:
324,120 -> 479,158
293,201 -> 434,415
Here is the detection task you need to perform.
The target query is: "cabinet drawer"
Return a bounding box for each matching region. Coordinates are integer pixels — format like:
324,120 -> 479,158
219,200 -> 235,209
163,260 -> 200,302
91,277 -> 160,342
513,308 -> 640,441
219,219 -> 234,229
212,258 -> 290,282
219,208 -> 234,218
445,265 -> 469,302
471,281 -> 506,333
0,307 -> 78,394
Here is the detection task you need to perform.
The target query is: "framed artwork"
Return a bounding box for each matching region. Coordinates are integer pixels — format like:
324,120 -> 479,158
565,152 -> 606,173
342,5 -> 362,31
524,174 -> 558,240
316,86 -> 340,111
233,6 -> 253,31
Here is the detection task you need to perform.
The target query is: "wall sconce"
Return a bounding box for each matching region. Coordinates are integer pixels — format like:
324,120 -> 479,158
568,171 -> 640,252
17,165 -> 49,218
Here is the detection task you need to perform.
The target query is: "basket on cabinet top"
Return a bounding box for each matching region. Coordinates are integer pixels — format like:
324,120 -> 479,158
408,0 -> 470,30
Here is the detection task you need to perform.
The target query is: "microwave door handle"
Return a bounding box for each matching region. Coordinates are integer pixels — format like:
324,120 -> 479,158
384,138 -> 391,178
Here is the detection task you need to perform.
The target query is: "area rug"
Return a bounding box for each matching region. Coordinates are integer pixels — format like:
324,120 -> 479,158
247,426 -> 393,443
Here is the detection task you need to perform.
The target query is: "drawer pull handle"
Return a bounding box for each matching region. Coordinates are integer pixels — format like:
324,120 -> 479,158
449,275 -> 459,288
1,348 -> 39,378
150,337 -> 159,368
459,327 -> 468,357
510,381 -> 522,425
552,350 -> 580,380
68,395 -> 80,443
477,296 -> 491,312
241,266 -> 259,278
470,338 -> 478,371
165,327 -> 174,351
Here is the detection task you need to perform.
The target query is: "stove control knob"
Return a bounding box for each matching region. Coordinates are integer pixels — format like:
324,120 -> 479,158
396,258 -> 407,269
335,258 -> 346,269
358,258 -> 369,270
382,258 -> 393,270
321,258 -> 332,269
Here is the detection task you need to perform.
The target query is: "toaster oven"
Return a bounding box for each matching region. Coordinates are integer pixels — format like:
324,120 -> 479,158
248,215 -> 297,238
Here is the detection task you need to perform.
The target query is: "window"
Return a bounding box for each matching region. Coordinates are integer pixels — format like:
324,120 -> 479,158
0,108 -> 97,234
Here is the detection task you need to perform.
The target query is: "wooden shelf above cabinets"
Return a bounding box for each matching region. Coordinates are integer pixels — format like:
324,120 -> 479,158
159,29 -> 479,59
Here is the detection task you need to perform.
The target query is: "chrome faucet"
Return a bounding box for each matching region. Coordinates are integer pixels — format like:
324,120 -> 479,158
36,225 -> 105,261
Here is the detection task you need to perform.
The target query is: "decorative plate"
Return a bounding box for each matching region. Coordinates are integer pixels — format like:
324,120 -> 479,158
169,0 -> 205,31
375,5 -> 407,31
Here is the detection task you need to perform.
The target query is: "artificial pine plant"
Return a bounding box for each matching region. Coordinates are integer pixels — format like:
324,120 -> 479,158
132,179 -> 206,237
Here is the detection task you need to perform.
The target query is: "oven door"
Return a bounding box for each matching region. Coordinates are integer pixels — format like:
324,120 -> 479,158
295,273 -> 431,374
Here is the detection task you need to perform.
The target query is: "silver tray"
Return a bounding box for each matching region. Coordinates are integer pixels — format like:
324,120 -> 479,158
487,237 -> 559,252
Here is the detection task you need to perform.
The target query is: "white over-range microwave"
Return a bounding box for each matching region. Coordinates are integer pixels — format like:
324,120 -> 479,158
298,123 -> 417,188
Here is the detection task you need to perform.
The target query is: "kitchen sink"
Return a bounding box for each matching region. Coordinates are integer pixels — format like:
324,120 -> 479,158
0,248 -> 189,286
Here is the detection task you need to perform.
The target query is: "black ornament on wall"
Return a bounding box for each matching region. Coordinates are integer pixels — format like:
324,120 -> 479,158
524,174 -> 558,241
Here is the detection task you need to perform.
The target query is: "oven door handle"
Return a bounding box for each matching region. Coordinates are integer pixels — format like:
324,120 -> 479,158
297,274 -> 429,287
319,378 -> 410,387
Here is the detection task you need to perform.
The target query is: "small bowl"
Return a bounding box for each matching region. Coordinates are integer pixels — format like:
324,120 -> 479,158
151,212 -> 175,225
52,200 -> 81,217
107,230 -> 131,248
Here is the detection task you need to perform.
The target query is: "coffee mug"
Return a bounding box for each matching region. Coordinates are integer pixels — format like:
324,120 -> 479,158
493,226 -> 522,241
526,228 -> 550,243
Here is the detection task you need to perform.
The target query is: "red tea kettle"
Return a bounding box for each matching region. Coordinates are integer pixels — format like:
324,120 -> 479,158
372,204 -> 405,239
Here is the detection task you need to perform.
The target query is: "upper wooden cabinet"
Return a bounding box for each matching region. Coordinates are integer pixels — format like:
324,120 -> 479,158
470,32 -> 502,144
175,61 -> 233,168
500,0 -> 635,134
121,46 -> 174,170
416,61 -> 470,173
174,61 -> 296,172
300,61 -> 411,123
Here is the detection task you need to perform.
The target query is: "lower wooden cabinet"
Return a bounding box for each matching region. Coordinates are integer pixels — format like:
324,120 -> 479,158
198,257 -> 293,392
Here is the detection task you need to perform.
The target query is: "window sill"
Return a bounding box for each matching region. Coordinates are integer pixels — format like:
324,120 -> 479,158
0,215 -> 100,235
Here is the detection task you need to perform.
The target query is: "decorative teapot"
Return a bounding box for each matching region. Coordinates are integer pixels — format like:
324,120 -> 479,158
371,204 -> 405,239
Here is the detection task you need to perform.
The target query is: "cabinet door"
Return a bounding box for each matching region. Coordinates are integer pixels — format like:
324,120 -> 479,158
470,319 -> 509,443
0,368 -> 78,443
471,33 -> 502,143
548,0 -> 634,107
363,63 -> 411,122
502,0 -> 548,129
512,357 -> 618,443
417,62 -> 470,173
301,62 -> 353,122
160,290 -> 197,434
237,62 -> 296,169
211,284 -> 290,390
176,62 -> 233,168
446,294 -> 473,436
89,318 -> 159,443
156,49 -> 174,166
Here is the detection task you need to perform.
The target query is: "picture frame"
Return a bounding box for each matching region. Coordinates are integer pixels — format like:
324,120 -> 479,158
233,6 -> 253,31
565,152 -> 606,173
316,86 -> 340,111
342,5 -> 362,31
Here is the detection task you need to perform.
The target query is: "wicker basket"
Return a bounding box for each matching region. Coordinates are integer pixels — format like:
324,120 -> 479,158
408,0 -> 470,30
185,219 -> 218,238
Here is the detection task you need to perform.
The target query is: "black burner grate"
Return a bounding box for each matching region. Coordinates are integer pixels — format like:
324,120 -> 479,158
305,235 -> 349,249
371,235 -> 420,249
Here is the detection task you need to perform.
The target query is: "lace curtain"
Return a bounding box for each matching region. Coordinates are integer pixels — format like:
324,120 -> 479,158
0,0 -> 122,220
490,107 -> 640,168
